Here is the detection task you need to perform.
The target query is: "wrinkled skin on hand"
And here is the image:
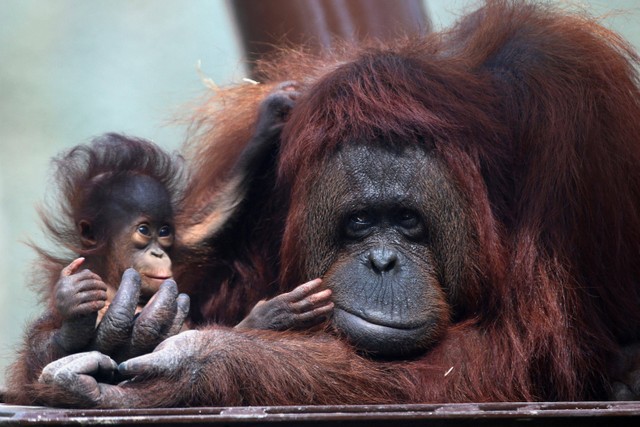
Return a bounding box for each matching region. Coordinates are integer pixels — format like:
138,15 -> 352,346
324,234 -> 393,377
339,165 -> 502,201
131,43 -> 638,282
236,278 -> 333,330
38,331 -> 205,408
38,351 -> 126,408
118,330 -> 205,378
54,258 -> 108,353
91,268 -> 190,362
55,259 -> 107,319
36,269 -> 190,407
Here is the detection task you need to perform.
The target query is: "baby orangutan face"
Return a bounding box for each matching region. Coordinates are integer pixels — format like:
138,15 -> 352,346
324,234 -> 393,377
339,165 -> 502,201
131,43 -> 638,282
79,174 -> 175,303
128,215 -> 174,299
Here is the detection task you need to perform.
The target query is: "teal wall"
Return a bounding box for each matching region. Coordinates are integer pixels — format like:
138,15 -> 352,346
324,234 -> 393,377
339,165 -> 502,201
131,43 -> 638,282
1,0 -> 638,387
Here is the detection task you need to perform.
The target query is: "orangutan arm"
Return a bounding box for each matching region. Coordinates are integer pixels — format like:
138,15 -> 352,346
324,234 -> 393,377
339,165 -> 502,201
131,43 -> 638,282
36,327 -> 416,408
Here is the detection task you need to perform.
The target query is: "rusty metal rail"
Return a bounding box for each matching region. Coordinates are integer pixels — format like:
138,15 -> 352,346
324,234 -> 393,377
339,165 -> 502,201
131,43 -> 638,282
2,401 -> 640,426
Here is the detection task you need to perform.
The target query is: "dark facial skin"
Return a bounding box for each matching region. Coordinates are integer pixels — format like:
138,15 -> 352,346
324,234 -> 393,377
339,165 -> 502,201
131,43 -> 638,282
303,143 -> 475,357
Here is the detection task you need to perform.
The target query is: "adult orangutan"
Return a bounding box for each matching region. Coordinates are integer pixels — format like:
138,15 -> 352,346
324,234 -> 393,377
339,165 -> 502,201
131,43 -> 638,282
33,0 -> 640,407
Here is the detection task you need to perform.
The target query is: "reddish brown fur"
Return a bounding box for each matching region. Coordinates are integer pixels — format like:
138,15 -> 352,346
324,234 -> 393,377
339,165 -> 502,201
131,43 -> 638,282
173,0 -> 640,403
174,82 -> 288,325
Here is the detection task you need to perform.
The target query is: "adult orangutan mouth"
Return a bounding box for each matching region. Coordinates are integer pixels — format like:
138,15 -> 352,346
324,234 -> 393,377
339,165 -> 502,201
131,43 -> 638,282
332,307 -> 435,355
333,306 -> 428,332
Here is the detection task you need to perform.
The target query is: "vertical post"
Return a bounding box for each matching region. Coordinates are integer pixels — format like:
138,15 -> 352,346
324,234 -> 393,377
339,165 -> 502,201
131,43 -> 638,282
229,0 -> 430,78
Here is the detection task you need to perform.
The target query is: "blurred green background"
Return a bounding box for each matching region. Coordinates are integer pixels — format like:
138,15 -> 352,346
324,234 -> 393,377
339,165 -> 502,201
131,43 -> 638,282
1,0 -> 638,386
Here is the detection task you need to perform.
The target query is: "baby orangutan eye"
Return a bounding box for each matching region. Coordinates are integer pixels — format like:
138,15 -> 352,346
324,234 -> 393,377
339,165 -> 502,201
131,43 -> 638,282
158,225 -> 172,237
137,224 -> 151,236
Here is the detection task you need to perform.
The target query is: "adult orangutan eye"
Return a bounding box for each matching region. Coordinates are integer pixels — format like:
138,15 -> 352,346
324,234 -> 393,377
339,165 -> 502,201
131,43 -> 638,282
397,209 -> 419,228
395,208 -> 427,241
345,211 -> 374,238
137,224 -> 151,236
350,211 -> 372,226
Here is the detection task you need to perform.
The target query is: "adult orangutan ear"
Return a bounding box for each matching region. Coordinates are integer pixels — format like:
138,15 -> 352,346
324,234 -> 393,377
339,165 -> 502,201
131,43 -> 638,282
78,220 -> 97,248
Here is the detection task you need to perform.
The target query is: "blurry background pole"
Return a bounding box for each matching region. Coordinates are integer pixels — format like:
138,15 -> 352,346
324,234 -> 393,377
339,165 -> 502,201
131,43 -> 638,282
229,0 -> 431,79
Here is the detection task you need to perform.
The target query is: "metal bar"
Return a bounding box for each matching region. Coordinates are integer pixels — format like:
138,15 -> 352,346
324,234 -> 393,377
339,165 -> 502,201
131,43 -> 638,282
2,402 -> 640,426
